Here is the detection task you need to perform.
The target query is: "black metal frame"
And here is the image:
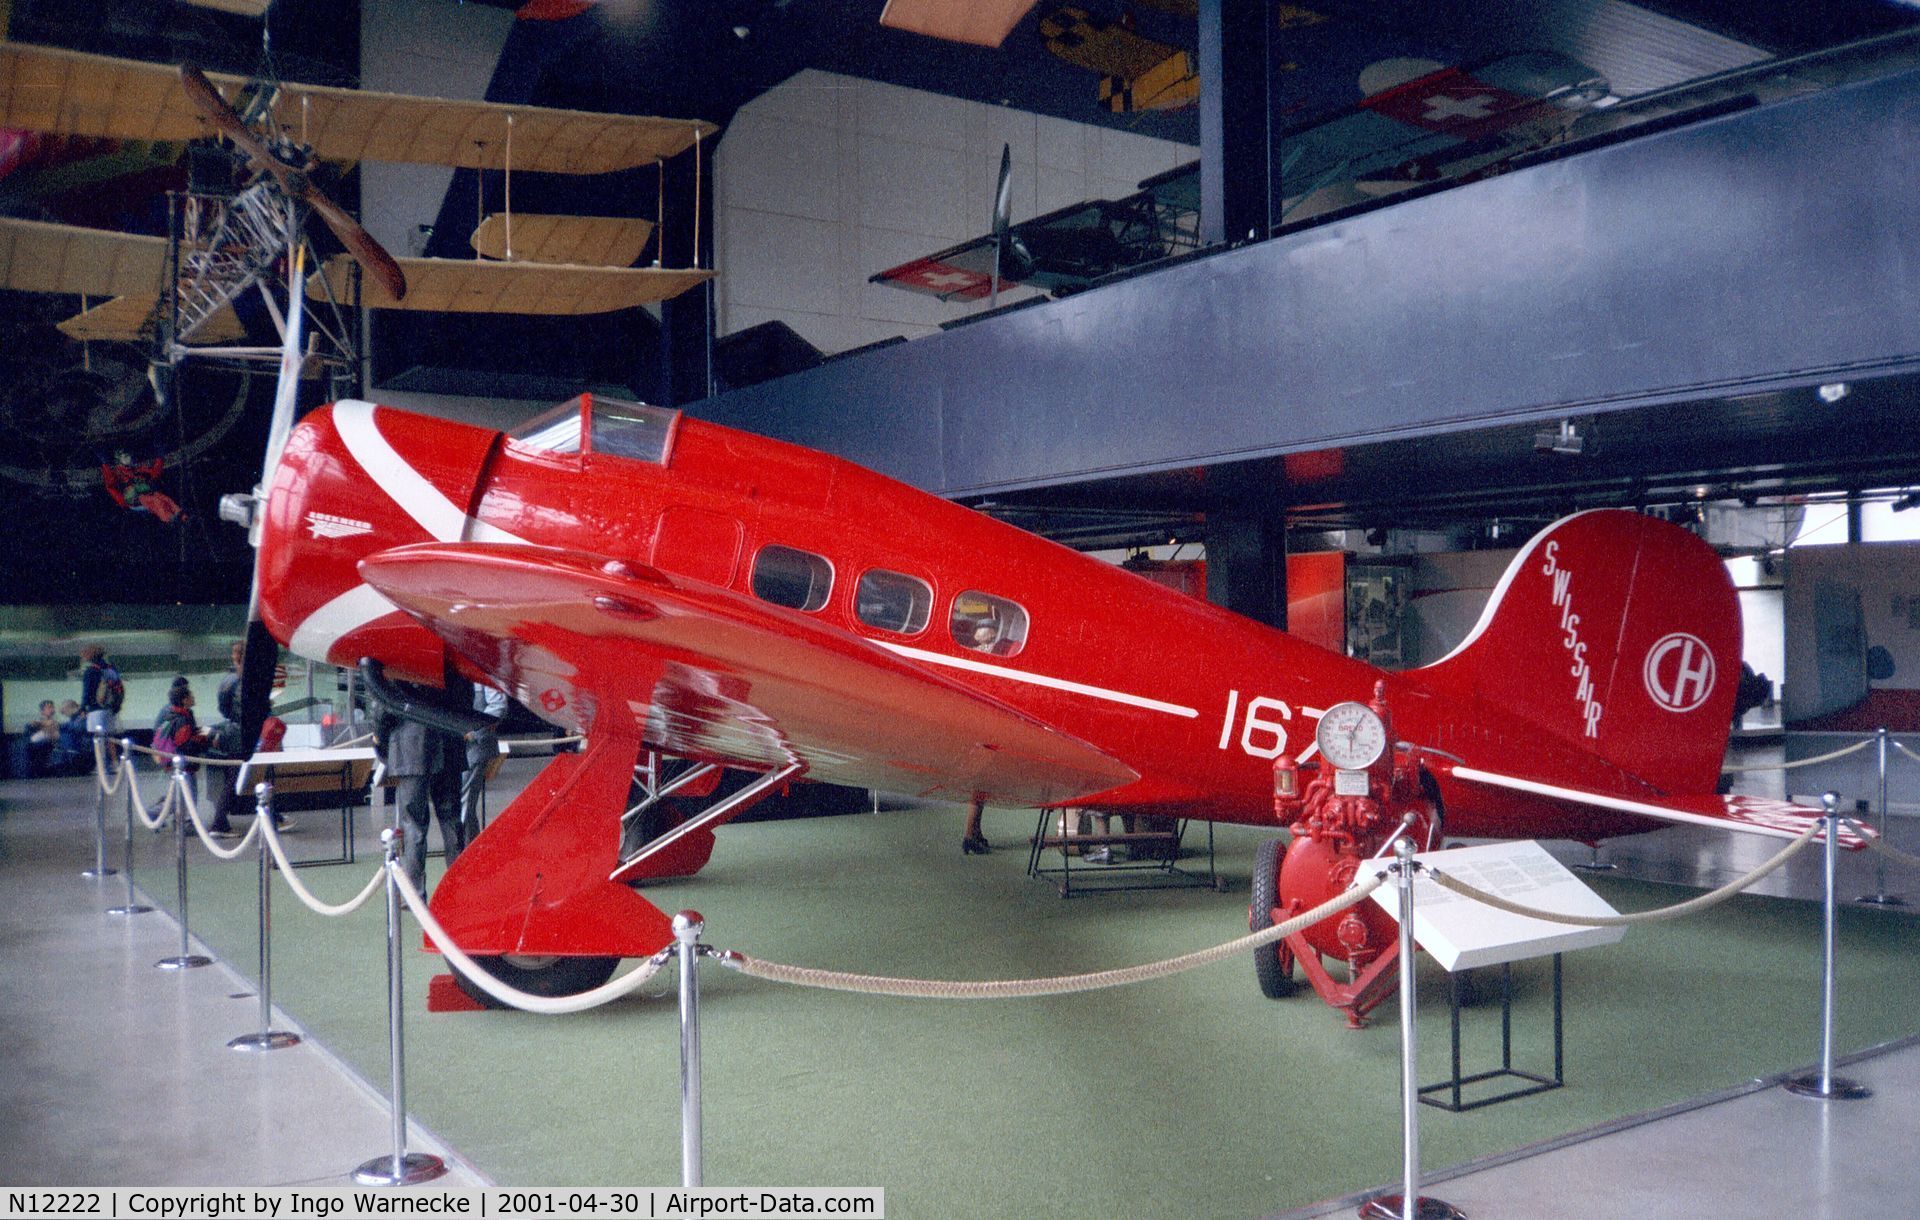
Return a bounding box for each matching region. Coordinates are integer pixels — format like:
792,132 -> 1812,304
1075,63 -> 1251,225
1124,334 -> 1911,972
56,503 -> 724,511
1420,953 -> 1565,1112
1025,810 -> 1218,897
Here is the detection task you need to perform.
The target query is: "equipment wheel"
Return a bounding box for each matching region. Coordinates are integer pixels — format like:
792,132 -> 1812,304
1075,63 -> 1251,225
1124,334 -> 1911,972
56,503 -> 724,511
452,953 -> 621,1009
1250,836 -> 1298,999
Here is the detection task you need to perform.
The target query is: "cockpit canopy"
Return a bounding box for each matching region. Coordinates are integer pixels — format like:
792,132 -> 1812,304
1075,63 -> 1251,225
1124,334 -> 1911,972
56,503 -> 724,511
508,394 -> 680,464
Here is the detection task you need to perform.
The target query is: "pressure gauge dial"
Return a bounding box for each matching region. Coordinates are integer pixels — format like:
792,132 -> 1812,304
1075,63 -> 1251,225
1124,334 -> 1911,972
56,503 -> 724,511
1316,701 -> 1388,771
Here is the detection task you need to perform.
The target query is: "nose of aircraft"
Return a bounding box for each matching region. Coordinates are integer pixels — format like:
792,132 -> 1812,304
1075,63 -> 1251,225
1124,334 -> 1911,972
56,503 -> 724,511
257,400 -> 512,683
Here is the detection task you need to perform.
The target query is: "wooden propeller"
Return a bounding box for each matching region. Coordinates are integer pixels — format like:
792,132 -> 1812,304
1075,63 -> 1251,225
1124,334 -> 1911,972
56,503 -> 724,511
180,63 -> 408,302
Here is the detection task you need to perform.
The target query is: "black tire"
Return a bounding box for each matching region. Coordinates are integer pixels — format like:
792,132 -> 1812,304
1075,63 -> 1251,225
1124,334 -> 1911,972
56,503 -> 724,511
452,953 -> 621,1009
1250,836 -> 1297,999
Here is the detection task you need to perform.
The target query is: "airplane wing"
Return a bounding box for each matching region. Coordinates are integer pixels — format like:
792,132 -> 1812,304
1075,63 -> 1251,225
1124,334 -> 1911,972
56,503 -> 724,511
1446,764 -> 1871,847
0,42 -> 713,173
308,255 -> 712,313
468,214 -> 656,266
356,541 -> 1139,807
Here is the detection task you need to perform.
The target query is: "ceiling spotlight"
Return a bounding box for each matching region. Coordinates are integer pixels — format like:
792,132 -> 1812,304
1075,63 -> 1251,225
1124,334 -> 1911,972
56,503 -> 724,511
733,25 -> 751,38
1817,382 -> 1849,403
1534,418 -> 1583,455
1893,491 -> 1920,513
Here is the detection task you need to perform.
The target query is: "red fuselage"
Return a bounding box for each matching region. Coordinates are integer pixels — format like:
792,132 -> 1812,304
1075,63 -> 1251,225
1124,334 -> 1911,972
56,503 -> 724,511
261,397 -> 1737,844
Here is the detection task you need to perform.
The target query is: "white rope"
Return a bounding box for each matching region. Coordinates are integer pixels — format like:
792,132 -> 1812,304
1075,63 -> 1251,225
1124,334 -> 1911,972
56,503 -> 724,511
257,814 -> 386,916
1722,739 -> 1873,773
1846,818 -> 1920,872
394,867 -> 674,1013
173,775 -> 262,860
122,759 -> 176,830
1896,740 -> 1920,766
730,871 -> 1391,999
1425,821 -> 1821,926
90,737 -> 125,795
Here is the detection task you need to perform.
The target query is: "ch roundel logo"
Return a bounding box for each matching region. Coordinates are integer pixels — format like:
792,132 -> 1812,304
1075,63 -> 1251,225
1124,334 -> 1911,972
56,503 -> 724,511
1643,633 -> 1716,713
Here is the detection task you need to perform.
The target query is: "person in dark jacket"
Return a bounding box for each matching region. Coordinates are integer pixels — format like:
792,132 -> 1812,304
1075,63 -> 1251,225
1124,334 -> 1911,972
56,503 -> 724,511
373,682 -> 468,898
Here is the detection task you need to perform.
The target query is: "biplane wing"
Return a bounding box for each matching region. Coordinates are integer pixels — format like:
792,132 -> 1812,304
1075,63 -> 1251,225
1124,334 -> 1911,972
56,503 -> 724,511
309,255 -> 713,313
0,41 -> 713,172
878,0 -> 1039,48
354,540 -> 1138,808
0,215 -> 242,341
469,213 -> 656,267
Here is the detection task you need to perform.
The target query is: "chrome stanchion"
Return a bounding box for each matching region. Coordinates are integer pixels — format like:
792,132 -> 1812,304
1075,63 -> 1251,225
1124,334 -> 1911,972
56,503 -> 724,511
81,731 -> 117,880
106,741 -> 152,910
1572,839 -> 1616,873
1361,840 -> 1462,1220
354,828 -> 447,1186
1787,794 -> 1871,1100
156,757 -> 210,969
229,782 -> 300,1052
675,910 -> 705,1189
1858,728 -> 1904,906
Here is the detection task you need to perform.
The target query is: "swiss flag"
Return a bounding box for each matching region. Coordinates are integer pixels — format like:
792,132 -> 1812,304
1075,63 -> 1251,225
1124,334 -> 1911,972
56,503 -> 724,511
1361,68 -> 1549,140
880,258 -> 996,301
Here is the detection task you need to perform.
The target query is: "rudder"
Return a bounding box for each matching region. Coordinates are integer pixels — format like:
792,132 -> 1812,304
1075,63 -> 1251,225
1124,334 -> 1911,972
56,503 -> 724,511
1418,510 -> 1739,794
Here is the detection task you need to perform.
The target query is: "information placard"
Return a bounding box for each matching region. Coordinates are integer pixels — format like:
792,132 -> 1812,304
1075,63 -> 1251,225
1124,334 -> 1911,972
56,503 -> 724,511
1367,840 -> 1624,970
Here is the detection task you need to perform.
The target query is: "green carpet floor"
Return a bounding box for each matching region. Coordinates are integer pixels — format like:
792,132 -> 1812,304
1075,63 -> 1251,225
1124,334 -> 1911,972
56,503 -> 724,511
118,789 -> 1920,1219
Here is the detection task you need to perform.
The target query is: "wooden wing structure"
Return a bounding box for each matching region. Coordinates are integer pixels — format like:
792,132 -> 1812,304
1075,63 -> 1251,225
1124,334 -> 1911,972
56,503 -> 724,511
0,42 -> 718,324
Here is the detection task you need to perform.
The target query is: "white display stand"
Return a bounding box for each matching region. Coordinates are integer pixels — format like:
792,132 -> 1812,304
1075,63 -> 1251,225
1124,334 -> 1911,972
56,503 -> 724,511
236,748 -> 378,866
1368,839 -> 1625,971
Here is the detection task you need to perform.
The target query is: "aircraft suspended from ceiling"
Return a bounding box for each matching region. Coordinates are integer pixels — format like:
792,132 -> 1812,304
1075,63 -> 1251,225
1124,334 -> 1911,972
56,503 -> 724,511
870,49 -> 1610,303
0,38 -> 718,355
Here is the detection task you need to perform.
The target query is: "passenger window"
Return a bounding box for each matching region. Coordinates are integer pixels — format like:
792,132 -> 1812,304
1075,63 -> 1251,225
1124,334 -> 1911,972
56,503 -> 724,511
950,591 -> 1028,657
752,545 -> 833,612
855,570 -> 933,635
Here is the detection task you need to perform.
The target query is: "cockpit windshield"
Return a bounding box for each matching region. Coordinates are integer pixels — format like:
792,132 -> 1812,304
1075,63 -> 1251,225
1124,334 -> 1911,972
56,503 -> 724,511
508,394 -> 680,465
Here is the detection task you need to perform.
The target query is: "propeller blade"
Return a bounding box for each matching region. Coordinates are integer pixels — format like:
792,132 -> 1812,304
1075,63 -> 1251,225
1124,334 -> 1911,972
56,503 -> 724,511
179,64 -> 294,191
992,143 -> 1013,239
300,182 -> 408,302
180,63 -> 407,302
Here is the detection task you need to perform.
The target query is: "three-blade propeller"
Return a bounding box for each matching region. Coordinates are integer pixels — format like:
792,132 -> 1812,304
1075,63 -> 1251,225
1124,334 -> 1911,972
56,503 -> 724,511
180,63 -> 408,303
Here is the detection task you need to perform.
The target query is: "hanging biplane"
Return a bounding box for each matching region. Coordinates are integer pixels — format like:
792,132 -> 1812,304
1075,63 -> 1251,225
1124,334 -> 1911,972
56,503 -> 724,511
870,49 -> 1609,302
241,390 -> 1860,1014
0,38 -> 716,347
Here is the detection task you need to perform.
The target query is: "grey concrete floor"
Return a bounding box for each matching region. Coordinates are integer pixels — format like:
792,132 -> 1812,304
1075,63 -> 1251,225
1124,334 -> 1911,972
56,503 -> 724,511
0,772 -> 485,1189
6,733 -> 1920,1215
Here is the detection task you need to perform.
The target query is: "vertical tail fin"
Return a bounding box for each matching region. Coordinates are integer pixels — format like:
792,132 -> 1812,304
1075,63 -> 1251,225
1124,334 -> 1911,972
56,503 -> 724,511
1417,510 -> 1739,794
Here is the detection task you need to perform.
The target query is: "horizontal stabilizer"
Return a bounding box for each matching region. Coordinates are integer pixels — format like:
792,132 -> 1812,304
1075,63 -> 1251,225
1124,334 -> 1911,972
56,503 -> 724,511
1448,765 -> 1869,848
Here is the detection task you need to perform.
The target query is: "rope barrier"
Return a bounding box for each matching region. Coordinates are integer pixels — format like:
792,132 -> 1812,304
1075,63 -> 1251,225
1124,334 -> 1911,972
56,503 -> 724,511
258,814 -> 387,916
1721,739 -> 1873,773
172,775 -> 263,861
122,759 -> 176,831
393,867 -> 675,1013
90,738 -> 126,796
727,871 -> 1390,999
1425,822 -> 1821,926
1845,818 -> 1920,872
1896,740 -> 1920,766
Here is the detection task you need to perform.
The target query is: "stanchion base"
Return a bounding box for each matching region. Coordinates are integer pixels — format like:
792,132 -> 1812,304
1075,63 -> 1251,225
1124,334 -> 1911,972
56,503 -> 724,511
156,955 -> 212,970
1856,893 -> 1907,907
228,1031 -> 302,1052
1358,1194 -> 1467,1219
106,904 -> 155,916
1784,1073 -> 1872,1100
1571,861 -> 1618,874
352,1152 -> 447,1186
82,867 -> 120,879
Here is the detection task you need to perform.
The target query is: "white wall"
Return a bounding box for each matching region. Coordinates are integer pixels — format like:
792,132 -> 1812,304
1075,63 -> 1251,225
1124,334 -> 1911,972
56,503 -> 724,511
715,69 -> 1196,356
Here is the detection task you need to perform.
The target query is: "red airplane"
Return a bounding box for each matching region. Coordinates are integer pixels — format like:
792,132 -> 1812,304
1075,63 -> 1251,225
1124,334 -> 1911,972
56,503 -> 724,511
254,393 -> 1843,1008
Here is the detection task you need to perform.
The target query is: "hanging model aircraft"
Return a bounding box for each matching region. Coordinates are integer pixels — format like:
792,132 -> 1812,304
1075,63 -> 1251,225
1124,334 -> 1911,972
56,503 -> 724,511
0,40 -> 717,334
871,49 -> 1609,302
242,392 -> 1856,1010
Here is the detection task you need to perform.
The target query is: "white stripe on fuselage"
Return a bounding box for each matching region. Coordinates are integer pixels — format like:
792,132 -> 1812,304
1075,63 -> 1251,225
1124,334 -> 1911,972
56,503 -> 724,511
330,400 -> 529,545
874,641 -> 1199,719
290,402 -> 530,662
290,583 -> 402,662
